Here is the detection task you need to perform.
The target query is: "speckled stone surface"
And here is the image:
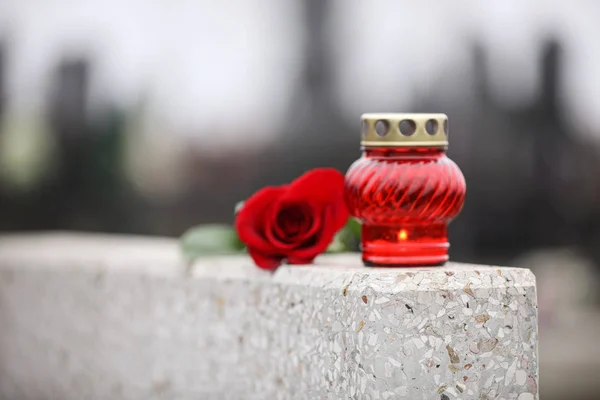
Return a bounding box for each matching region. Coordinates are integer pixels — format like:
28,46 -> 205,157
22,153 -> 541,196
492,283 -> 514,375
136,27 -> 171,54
0,234 -> 538,400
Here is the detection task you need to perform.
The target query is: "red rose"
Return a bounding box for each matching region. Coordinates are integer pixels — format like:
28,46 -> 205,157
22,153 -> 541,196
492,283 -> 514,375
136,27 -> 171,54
235,168 -> 349,270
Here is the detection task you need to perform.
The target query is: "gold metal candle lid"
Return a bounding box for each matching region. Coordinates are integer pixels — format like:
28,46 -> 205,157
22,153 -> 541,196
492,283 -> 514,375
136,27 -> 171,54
361,113 -> 449,148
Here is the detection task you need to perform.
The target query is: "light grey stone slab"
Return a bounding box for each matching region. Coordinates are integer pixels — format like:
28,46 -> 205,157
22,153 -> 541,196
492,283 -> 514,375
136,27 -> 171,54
0,233 -> 538,400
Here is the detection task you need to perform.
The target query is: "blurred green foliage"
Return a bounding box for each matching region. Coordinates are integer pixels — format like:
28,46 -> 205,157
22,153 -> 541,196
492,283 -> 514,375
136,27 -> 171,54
326,217 -> 361,253
180,224 -> 245,261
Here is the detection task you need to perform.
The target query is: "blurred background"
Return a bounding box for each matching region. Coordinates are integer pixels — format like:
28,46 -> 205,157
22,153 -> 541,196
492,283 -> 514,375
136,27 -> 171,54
1,0 -> 599,398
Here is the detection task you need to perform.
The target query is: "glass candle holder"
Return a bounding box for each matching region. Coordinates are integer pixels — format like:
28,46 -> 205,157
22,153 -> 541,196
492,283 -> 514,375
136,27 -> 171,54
344,113 -> 466,267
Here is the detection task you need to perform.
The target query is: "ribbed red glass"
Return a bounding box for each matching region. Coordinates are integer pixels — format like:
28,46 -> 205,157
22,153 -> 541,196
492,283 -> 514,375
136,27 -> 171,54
345,147 -> 466,266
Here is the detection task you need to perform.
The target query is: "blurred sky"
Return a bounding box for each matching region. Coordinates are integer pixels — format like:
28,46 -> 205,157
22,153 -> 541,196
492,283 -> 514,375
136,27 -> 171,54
1,0 -> 600,147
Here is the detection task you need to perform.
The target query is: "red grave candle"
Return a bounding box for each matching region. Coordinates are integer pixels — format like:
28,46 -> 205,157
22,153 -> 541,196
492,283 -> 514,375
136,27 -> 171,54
344,113 -> 466,267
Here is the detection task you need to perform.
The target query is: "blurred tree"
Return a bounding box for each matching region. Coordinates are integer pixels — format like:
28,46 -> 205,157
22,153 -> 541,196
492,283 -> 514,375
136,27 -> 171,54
0,40 -> 4,123
262,0 -> 356,185
0,56 -> 136,233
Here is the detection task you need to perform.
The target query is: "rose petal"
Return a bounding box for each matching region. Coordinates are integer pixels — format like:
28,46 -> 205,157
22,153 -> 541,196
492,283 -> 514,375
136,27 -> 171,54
248,249 -> 283,270
279,205 -> 312,237
286,205 -> 340,260
331,196 -> 350,231
265,214 -> 301,251
235,186 -> 287,253
237,168 -> 350,270
269,202 -> 313,246
283,168 -> 346,206
294,203 -> 323,243
287,256 -> 316,265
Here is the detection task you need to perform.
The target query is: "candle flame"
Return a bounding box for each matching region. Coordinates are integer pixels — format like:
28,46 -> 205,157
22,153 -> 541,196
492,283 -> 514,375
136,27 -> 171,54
398,229 -> 408,241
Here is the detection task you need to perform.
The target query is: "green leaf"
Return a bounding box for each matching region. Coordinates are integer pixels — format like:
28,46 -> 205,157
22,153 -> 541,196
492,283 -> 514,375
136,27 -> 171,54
180,224 -> 245,260
327,217 -> 361,253
327,230 -> 347,253
346,217 -> 361,238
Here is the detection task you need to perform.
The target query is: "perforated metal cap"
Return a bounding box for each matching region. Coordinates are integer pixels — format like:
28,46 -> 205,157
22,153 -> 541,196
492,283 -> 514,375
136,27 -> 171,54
361,113 -> 449,148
